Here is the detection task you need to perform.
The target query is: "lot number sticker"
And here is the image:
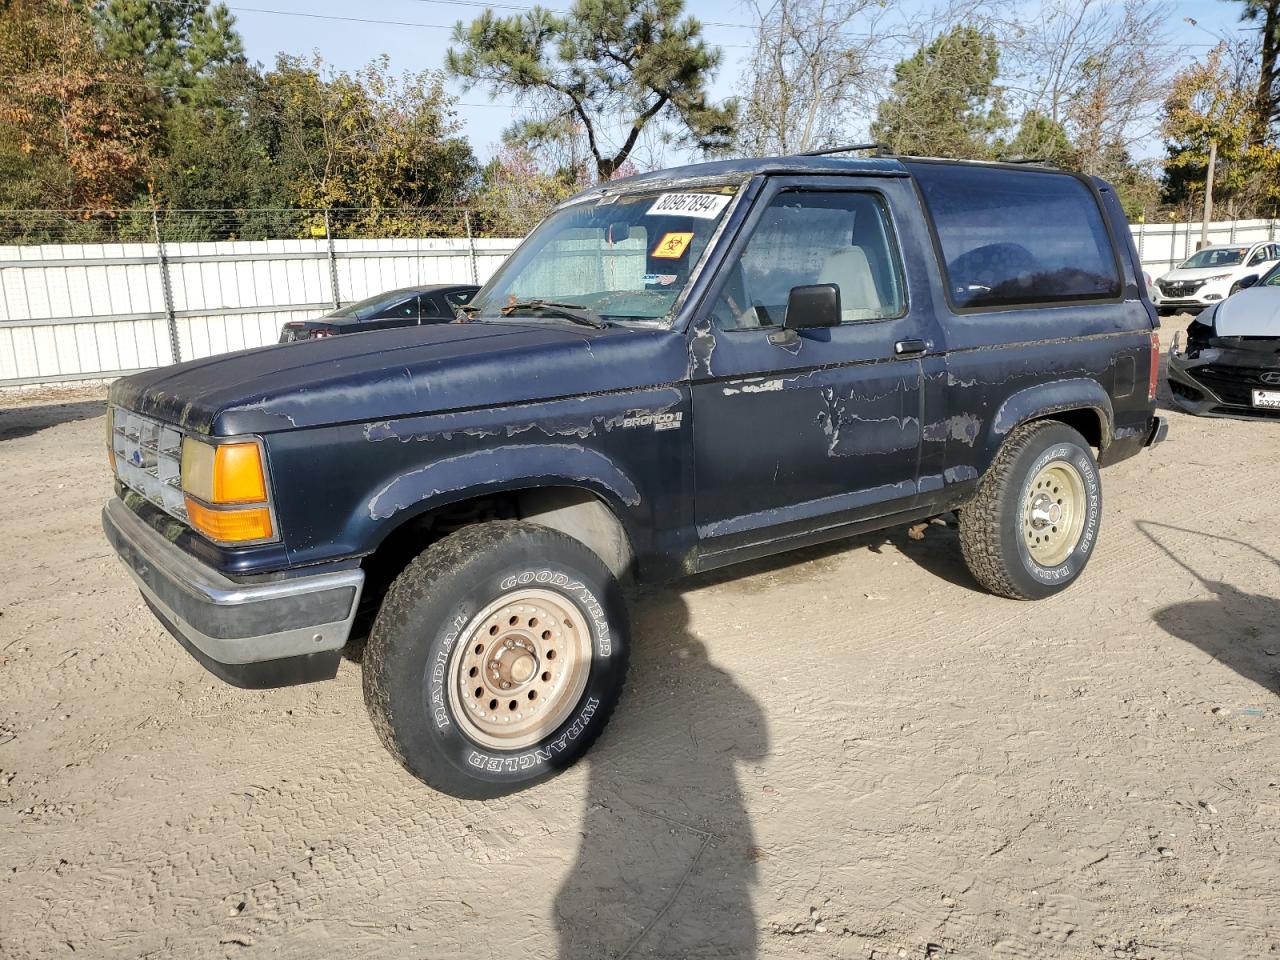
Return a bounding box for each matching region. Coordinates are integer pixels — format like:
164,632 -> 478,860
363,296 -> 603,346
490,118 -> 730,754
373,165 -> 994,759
652,232 -> 694,259
646,193 -> 731,219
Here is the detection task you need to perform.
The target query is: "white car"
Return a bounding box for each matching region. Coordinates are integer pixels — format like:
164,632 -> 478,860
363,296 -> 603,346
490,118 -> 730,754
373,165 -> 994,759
1153,241 -> 1280,315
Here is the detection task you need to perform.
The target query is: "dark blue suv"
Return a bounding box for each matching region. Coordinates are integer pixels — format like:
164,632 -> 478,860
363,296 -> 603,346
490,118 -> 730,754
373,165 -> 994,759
102,155 -> 1166,797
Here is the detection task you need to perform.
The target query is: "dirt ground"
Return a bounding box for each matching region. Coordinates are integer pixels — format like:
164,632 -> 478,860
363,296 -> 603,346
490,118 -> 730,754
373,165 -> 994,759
1,321 -> 1277,960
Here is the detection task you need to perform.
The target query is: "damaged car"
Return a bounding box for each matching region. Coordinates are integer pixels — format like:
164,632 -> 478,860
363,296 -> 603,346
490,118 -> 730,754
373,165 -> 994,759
1167,261 -> 1280,418
102,153 -> 1166,798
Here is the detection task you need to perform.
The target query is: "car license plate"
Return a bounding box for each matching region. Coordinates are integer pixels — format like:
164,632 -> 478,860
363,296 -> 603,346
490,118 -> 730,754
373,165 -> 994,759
1252,389 -> 1280,409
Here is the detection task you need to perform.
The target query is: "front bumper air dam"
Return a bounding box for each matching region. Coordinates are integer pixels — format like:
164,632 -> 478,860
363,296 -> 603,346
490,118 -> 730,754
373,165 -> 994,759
102,497 -> 364,688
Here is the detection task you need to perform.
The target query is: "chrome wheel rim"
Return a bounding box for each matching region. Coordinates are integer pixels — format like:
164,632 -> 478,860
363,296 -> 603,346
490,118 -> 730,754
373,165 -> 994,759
446,589 -> 592,751
1022,460 -> 1087,568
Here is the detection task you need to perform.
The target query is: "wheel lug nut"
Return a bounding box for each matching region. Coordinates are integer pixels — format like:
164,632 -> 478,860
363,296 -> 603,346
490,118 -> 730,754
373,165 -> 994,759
501,681 -> 511,690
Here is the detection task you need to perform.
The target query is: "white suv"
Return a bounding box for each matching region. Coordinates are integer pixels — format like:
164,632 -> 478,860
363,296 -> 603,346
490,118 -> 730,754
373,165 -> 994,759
1154,242 -> 1280,315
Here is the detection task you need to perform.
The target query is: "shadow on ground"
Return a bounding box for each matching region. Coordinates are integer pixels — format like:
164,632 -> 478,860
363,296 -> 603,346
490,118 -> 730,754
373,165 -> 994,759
0,400 -> 105,442
1141,520 -> 1280,696
555,590 -> 767,959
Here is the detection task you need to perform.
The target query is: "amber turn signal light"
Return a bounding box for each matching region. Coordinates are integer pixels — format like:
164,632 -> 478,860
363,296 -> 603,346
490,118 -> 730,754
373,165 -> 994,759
184,497 -> 274,543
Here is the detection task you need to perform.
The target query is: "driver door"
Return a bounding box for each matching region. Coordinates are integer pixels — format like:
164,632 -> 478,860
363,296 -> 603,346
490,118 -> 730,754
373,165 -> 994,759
690,178 -> 932,560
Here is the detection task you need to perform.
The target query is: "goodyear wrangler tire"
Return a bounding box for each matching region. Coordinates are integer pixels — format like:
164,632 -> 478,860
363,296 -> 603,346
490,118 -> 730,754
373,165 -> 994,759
958,420 -> 1102,601
362,520 -> 629,799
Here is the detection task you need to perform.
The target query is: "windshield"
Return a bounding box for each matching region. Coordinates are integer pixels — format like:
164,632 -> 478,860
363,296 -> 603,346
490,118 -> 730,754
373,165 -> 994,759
328,290 -> 410,320
465,184 -> 741,324
1179,248 -> 1246,269
1263,263 -> 1280,287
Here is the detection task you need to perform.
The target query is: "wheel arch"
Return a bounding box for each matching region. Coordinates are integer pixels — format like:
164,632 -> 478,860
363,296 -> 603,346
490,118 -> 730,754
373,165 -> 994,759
985,379 -> 1114,466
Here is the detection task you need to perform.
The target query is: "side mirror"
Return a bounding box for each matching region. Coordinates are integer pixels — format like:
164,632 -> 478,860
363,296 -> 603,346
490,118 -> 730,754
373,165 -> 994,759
768,284 -> 840,346
785,283 -> 840,329
1237,274 -> 1259,289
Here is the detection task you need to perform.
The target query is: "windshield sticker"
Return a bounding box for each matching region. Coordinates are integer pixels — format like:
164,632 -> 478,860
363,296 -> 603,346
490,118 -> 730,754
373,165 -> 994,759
652,232 -> 694,259
647,193 -> 732,219
641,273 -> 678,286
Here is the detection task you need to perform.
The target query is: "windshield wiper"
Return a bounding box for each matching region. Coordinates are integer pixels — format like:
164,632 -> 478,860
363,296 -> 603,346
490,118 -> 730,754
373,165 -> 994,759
498,299 -> 607,328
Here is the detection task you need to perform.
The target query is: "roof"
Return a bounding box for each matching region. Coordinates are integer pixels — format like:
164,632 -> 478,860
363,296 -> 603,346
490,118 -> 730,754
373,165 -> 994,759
566,153 -> 1084,205
570,155 -> 908,202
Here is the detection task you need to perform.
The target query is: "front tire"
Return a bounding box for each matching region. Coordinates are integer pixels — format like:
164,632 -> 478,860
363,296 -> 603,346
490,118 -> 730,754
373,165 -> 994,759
362,520 -> 630,798
958,420 -> 1102,600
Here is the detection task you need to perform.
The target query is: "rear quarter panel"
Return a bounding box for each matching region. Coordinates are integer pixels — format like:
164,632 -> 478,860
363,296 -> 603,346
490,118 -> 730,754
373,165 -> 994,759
909,174 -> 1155,502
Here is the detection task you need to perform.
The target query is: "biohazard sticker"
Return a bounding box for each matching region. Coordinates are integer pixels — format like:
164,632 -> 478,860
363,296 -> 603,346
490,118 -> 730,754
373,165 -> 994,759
652,232 -> 694,259
646,193 -> 732,219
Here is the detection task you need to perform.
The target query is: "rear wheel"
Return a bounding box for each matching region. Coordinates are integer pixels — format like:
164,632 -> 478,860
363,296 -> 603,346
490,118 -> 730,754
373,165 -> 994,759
958,420 -> 1102,600
362,520 -> 629,798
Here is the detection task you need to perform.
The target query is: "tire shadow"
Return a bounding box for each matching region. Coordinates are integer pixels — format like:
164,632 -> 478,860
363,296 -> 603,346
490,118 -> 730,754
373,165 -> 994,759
1140,521 -> 1280,696
0,399 -> 105,442
555,589 -> 767,959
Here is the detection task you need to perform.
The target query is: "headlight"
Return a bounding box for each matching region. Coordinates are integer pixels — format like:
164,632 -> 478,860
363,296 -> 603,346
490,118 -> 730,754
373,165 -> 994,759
180,437 -> 275,543
1202,273 -> 1233,283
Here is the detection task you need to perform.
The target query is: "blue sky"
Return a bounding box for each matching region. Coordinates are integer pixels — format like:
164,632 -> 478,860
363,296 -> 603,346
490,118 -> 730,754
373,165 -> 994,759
233,0 -> 1242,163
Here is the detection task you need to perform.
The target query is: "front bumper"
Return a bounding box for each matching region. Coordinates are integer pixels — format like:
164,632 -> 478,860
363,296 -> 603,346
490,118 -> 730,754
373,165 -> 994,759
102,497 -> 364,687
1167,350 -> 1280,420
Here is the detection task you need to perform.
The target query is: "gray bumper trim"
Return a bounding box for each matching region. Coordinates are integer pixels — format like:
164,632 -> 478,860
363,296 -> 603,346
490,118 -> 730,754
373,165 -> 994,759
102,498 -> 364,665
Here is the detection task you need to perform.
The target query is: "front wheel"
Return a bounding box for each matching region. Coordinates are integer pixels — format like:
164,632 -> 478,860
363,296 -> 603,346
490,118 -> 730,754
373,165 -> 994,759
362,520 -> 630,798
958,420 -> 1102,600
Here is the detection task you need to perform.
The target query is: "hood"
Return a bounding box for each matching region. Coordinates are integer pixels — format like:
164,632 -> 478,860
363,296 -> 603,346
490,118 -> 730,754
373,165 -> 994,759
1160,265 -> 1245,283
1212,287 -> 1280,338
109,321 -> 689,435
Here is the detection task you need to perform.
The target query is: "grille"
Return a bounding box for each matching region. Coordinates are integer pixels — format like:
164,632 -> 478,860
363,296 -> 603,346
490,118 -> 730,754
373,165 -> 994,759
111,408 -> 188,521
1158,280 -> 1205,298
1193,365 -> 1280,405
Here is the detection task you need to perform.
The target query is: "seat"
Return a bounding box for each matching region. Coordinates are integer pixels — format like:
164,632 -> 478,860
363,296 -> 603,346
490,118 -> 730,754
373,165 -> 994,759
818,246 -> 883,322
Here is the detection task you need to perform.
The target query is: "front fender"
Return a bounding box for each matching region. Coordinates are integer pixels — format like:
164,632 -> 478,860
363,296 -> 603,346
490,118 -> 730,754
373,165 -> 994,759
984,378 -> 1114,465
365,443 -> 642,528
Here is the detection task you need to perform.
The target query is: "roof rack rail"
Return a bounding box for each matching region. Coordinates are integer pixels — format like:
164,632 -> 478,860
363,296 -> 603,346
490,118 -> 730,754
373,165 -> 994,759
999,156 -> 1059,167
798,142 -> 890,157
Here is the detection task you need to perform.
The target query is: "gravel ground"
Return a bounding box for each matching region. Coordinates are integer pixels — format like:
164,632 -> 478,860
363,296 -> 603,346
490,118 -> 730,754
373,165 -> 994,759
1,321 -> 1277,959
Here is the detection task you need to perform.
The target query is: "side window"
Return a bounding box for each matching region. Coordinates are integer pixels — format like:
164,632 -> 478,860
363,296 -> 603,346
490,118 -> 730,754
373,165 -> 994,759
376,296 -> 417,319
909,163 -> 1121,310
416,295 -> 443,318
712,191 -> 905,331
1249,246 -> 1270,266
446,289 -> 476,307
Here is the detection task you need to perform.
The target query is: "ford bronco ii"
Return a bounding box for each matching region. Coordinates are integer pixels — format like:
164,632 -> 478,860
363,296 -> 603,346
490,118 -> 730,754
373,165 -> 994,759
103,155 -> 1167,797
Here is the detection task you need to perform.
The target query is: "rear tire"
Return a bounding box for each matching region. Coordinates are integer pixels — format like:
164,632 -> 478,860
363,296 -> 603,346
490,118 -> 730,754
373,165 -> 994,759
958,421 -> 1102,600
362,520 -> 629,798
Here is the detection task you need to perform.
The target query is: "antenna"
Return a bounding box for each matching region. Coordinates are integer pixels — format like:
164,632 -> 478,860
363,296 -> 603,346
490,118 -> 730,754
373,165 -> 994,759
798,142 -> 890,157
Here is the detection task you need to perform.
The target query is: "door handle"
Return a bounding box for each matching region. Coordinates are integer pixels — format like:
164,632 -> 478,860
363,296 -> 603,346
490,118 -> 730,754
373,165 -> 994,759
893,338 -> 927,358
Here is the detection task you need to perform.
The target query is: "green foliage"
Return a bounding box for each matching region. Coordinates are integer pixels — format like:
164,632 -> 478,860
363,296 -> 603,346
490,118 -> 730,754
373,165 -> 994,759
254,55 -> 478,236
871,26 -> 1007,159
447,0 -> 735,180
0,0 -> 156,212
94,0 -> 244,103
1000,111 -> 1078,165
1162,43 -> 1280,215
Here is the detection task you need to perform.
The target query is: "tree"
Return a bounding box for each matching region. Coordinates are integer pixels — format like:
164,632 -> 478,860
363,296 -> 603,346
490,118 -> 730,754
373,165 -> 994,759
472,143 -> 592,236
870,26 -> 1006,159
1008,0 -> 1172,176
1162,42 -> 1280,216
1001,111 -> 1078,165
0,0 -> 155,211
94,0 -> 244,104
258,55 -> 478,235
735,0 -> 882,156
446,0 -> 735,180
1227,0 -> 1279,136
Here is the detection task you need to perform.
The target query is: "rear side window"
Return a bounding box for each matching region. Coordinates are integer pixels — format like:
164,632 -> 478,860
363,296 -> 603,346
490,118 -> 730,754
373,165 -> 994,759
909,163 -> 1120,310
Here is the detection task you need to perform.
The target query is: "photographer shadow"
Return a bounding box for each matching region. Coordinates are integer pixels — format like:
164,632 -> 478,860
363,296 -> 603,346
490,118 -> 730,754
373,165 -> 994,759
1142,521 -> 1280,695
555,588 -> 767,960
